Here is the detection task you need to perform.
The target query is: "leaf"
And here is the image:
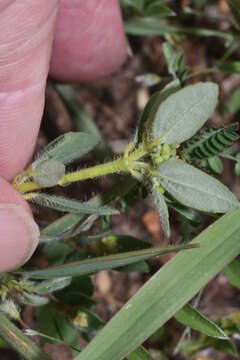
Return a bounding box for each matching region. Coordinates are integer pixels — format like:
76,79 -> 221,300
146,4 -> 175,17
75,208 -> 240,360
31,193 -> 119,216
166,199 -> 201,225
40,177 -> 137,240
180,337 -> 237,357
157,160 -> 239,213
151,187 -> 170,237
118,261 -> 149,273
33,132 -> 99,166
55,275 -> 96,308
0,300 -> 20,321
180,123 -> 239,161
135,73 -> 162,88
36,304 -> 80,352
152,82 -> 219,144
175,304 -> 228,339
213,338 -> 237,356
127,346 -> 154,360
124,17 -> 232,40
20,245 -> 198,279
235,153 -> 240,178
32,159 -> 66,187
227,87 -> 240,115
218,62 -> 240,74
208,156 -> 223,174
0,313 -> 51,360
162,42 -> 177,78
43,241 -> 74,266
14,292 -> 49,307
32,277 -> 72,294
121,0 -> 145,14
135,79 -> 181,145
224,260 -> 240,289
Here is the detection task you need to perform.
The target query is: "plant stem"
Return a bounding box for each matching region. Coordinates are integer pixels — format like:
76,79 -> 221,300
58,158 -> 125,185
14,142 -> 154,194
16,182 -> 42,193
0,313 -> 51,360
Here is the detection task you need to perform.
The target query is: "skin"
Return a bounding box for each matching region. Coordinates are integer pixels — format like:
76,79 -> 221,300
0,0 -> 128,272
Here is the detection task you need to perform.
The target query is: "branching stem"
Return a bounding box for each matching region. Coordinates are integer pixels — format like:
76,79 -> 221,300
13,139 -> 162,194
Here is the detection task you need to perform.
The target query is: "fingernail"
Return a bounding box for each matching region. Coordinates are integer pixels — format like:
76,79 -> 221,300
0,204 -> 40,273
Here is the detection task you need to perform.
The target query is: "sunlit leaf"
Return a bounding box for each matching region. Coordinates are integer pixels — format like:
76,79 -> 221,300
75,209 -> 240,360
32,159 -> 65,187
31,193 -> 119,216
224,260 -> 240,289
40,178 -> 136,240
208,156 -> 223,174
21,245 -> 197,279
135,79 -> 180,145
157,160 -> 239,213
152,83 -> 219,144
127,346 -> 154,360
34,132 -> 99,166
175,303 -> 228,339
151,187 -> 170,237
32,277 -> 72,294
124,17 -> 232,40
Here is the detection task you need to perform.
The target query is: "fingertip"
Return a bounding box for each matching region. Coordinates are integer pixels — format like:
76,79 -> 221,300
50,0 -> 128,82
0,204 -> 39,273
0,177 -> 39,273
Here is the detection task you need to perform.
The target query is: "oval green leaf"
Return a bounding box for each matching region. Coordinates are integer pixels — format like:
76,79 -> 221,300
33,159 -> 65,187
157,160 -> 239,213
152,82 -> 219,144
34,132 -> 99,166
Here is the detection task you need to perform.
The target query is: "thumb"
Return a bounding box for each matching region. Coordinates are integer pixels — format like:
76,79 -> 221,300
0,178 -> 39,273
0,1 -> 58,272
0,0 -> 58,179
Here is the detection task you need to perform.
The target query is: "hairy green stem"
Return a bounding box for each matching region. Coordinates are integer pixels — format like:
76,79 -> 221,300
15,142 -> 154,194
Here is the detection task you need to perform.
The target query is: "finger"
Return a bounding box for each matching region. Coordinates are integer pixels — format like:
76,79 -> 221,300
49,0 -> 128,82
0,0 -> 58,179
0,177 -> 39,273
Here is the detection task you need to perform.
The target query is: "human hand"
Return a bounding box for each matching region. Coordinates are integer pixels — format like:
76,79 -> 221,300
0,0 -> 128,272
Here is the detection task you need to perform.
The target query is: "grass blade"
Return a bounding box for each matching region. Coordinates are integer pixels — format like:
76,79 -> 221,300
75,208 -> 240,360
0,313 -> 51,360
20,245 -> 197,279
